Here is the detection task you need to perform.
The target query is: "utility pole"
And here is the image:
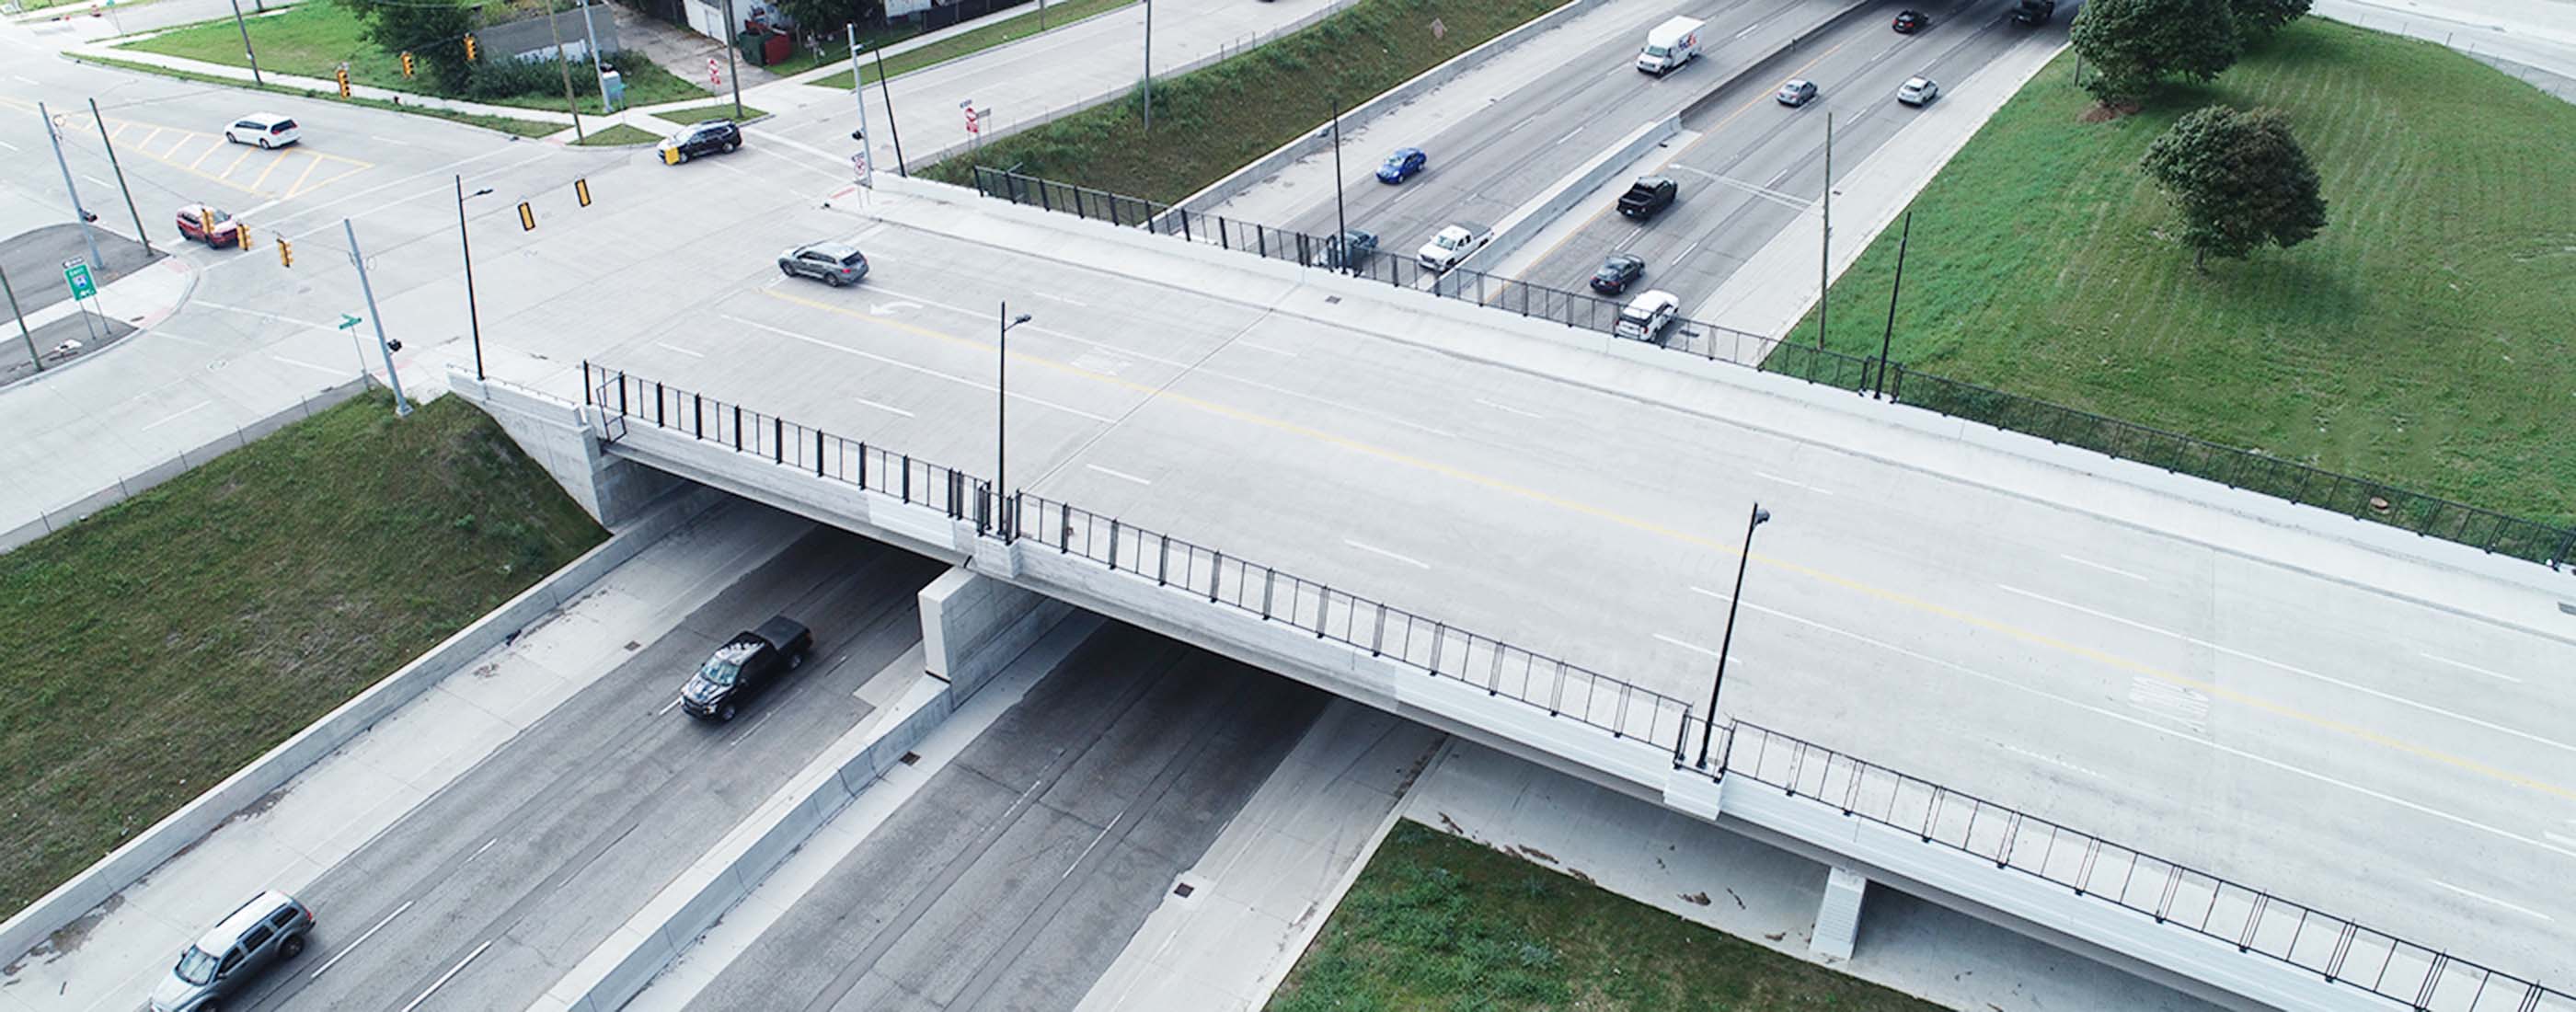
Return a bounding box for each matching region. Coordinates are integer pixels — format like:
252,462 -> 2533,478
1140,0 -> 1152,132
997,304 -> 1031,540
1,264 -> 39,374
579,0 -> 609,110
719,0 -> 744,119
343,219 -> 410,417
1695,502 -> 1770,769
39,102 -> 107,295
1817,111 -> 1831,351
1875,211 -> 1912,399
90,98 -> 152,257
545,6 -> 586,141
1328,95 -> 1349,270
845,24 -> 874,188
874,49 -> 905,176
456,178 -> 492,381
226,0 -> 263,86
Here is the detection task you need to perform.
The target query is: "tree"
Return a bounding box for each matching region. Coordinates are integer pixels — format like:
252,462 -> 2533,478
335,0 -> 476,93
2229,0 -> 2310,36
2070,0 -> 2240,105
2138,106 -> 2329,269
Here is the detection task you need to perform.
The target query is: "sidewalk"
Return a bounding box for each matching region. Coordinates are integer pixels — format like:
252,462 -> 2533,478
64,42 -> 579,124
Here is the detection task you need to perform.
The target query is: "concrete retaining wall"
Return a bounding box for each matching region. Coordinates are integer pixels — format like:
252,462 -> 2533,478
0,479 -> 724,971
453,368 -> 680,528
921,567 -> 1073,696
1452,114 -> 1678,275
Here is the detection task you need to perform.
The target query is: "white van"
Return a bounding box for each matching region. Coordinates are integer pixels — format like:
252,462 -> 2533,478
1615,290 -> 1682,342
1636,17 -> 1704,75
223,113 -> 302,148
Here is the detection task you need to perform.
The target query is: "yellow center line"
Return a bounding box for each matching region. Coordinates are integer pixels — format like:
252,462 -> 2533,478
753,287 -> 2574,802
248,151 -> 292,192
219,144 -> 257,181
186,136 -> 222,172
281,155 -> 326,200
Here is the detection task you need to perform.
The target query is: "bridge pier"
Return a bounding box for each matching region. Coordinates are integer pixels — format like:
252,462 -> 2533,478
920,566 -> 1070,697
1812,866 -> 1869,961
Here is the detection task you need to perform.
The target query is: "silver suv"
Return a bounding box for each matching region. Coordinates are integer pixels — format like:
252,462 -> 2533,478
150,891 -> 314,1012
778,241 -> 869,286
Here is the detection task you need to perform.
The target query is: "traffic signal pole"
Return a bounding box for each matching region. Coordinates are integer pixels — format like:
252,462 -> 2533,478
342,219 -> 410,417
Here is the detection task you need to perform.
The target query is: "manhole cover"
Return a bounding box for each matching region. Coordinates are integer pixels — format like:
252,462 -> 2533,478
899,752 -> 921,765
1172,882 -> 1195,898
1324,295 -> 1341,305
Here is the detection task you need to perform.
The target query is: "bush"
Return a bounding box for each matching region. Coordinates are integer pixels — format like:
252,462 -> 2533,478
466,53 -> 594,100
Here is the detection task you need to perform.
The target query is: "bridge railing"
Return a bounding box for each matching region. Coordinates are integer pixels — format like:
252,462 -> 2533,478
965,166 -> 2576,571
585,362 -> 2571,1012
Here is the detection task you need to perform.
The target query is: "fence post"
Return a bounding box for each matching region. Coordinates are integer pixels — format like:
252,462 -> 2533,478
617,372 -> 627,415
773,418 -> 784,464
815,431 -> 826,477
1109,518 -> 1121,569
1180,209 -> 1191,243
694,395 -> 704,439
581,362 -> 592,405
2554,528 -> 2575,569
1038,180 -> 1052,213
1156,535 -> 1169,585
1059,502 -> 1071,552
654,383 -> 666,427
900,454 -> 912,502
857,443 -> 868,489
1260,569 -> 1275,619
732,406 -> 742,451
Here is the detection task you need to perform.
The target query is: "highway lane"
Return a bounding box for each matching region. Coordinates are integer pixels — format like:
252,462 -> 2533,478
587,214 -> 2576,979
1516,0 -> 2052,309
189,528 -> 946,1012
679,622 -> 1327,1012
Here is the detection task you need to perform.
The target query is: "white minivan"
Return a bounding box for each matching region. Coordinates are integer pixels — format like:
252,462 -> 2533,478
223,113 -> 302,148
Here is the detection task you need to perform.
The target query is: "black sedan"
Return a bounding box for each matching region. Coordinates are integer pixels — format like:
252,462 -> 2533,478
1892,9 -> 1929,32
1590,254 -> 1646,295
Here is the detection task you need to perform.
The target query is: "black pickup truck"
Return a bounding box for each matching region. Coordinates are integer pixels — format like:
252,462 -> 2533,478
677,615 -> 813,722
1617,176 -> 1678,220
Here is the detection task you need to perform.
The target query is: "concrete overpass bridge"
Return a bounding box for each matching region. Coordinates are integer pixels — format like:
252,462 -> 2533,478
461,176 -> 2575,1012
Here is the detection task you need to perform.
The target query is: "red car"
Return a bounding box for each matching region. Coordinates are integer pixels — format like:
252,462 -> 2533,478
1892,9 -> 1929,32
176,204 -> 239,247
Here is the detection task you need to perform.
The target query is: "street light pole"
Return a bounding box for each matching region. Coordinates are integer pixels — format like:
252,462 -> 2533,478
1140,0 -> 1152,132
874,49 -> 906,176
845,24 -> 874,188
456,177 -> 493,381
91,99 -> 153,257
343,218 -> 410,418
1875,211 -> 1912,399
997,304 -> 1031,540
1695,501 -> 1770,769
1329,95 -> 1349,271
719,0 -> 744,119
38,102 -> 107,292
226,0 -> 264,86
1818,111 -> 1832,351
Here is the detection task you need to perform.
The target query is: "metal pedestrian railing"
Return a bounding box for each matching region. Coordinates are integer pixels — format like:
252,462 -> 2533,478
965,167 -> 2576,571
584,362 -> 2570,1012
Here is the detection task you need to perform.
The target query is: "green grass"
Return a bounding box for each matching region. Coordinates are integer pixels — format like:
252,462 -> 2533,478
0,392 -> 605,912
571,121 -> 661,145
924,0 -> 1564,202
78,53 -> 563,136
1795,18 -> 2576,526
1269,822 -> 1944,1011
655,100 -> 767,123
119,2 -> 710,114
815,0 -> 1136,89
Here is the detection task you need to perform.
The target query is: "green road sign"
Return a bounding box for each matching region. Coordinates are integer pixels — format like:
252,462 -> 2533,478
338,313 -> 362,330
62,260 -> 95,300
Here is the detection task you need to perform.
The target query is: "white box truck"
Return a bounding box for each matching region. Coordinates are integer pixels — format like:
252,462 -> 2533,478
1636,17 -> 1704,75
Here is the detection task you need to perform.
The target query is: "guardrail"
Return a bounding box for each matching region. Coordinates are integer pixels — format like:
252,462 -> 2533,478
964,166 -> 2576,571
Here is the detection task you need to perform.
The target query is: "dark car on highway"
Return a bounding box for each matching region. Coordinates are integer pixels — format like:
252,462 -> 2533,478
1617,176 -> 1678,220
1892,9 -> 1929,32
1590,254 -> 1645,294
1319,229 -> 1378,270
678,616 -> 812,722
659,120 -> 743,164
1376,146 -> 1427,184
778,241 -> 868,286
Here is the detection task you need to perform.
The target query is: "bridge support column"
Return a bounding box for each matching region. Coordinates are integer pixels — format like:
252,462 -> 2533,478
450,368 -> 678,527
919,566 -> 1070,698
1811,866 -> 1869,961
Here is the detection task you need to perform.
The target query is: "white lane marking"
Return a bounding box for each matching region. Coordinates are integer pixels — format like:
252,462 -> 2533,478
1035,293 -> 1088,306
2430,880 -> 2553,921
1998,584 -> 2576,755
1675,239 -> 1702,263
1085,464 -> 1152,486
2421,652 -> 2522,684
1232,340 -> 1297,357
270,354 -> 342,377
1555,127 -> 1583,145
1473,397 -> 1544,420
1507,115 -> 1536,133
1689,585 -> 1732,604
140,401 -> 213,431
726,316 -> 1120,423
2547,831 -> 2576,849
1063,811 -> 1122,880
85,174 -> 112,188
1733,594 -> 2576,864
8,75 -> 33,85
367,135 -> 412,145
195,300 -> 336,330
1753,471 -> 1832,496
309,901 -> 410,981
0,138 -> 16,151
652,340 -> 704,358
655,695 -> 682,717
725,708 -> 779,748
2127,676 -> 2210,735
1652,633 -> 1721,659
1342,539 -> 1429,569
854,397 -> 914,418
399,938 -> 494,1012
2000,742 -> 2103,779
2059,554 -> 2150,582
468,838 -> 498,861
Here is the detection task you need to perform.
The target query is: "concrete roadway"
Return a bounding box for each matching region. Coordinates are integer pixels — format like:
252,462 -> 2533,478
589,209 -> 2576,981
1515,0 -> 2051,312
205,528 -> 944,1012
679,623 -> 1327,1012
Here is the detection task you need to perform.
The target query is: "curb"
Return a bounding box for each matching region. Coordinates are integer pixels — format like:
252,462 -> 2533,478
1450,114 -> 1677,276
0,482 -> 725,969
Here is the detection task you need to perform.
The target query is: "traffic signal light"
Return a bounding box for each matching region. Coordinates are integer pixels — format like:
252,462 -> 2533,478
517,201 -> 535,231
573,178 -> 591,207
234,221 -> 249,247
400,52 -> 414,77
276,237 -> 293,268
463,34 -> 478,62
334,63 -> 351,98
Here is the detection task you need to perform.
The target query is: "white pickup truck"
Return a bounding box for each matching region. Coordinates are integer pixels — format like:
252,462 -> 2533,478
1415,223 -> 1491,271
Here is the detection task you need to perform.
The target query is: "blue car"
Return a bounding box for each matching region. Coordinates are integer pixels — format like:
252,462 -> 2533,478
1376,147 -> 1426,184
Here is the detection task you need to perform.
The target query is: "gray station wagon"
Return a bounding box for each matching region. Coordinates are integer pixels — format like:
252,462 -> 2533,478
150,891 -> 314,1012
778,241 -> 869,286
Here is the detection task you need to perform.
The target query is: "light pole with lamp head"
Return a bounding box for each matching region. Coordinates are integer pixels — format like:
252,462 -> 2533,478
1696,501 -> 1770,769
456,177 -> 494,380
998,304 -> 1033,539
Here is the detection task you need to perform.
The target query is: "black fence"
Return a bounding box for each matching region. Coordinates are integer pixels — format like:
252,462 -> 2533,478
583,362 -> 2570,1012
968,167 -> 2576,571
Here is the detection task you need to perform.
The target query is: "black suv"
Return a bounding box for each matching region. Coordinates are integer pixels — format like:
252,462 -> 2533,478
659,120 -> 743,164
1617,176 -> 1678,220
678,616 -> 812,721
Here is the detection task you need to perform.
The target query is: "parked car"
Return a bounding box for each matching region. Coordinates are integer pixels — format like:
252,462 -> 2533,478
222,113 -> 300,148
1415,224 -> 1490,271
1892,9 -> 1929,32
150,891 -> 314,1012
175,204 -> 239,247
778,241 -> 868,286
1617,176 -> 1678,220
1590,253 -> 1645,295
678,616 -> 812,722
1897,76 -> 1940,107
1614,290 -> 1682,342
659,120 -> 743,164
1319,228 -> 1378,270
1375,147 -> 1427,184
1777,78 -> 1819,107
2010,0 -> 2057,24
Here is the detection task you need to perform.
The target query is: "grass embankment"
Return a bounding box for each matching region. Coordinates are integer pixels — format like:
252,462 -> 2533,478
571,121 -> 661,145
655,100 -> 767,123
815,0 -> 1134,89
923,0 -> 1563,201
1269,822 -> 1943,1011
1799,18 -> 2576,524
0,392 -> 606,911
81,53 -> 562,136
120,2 -> 707,114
